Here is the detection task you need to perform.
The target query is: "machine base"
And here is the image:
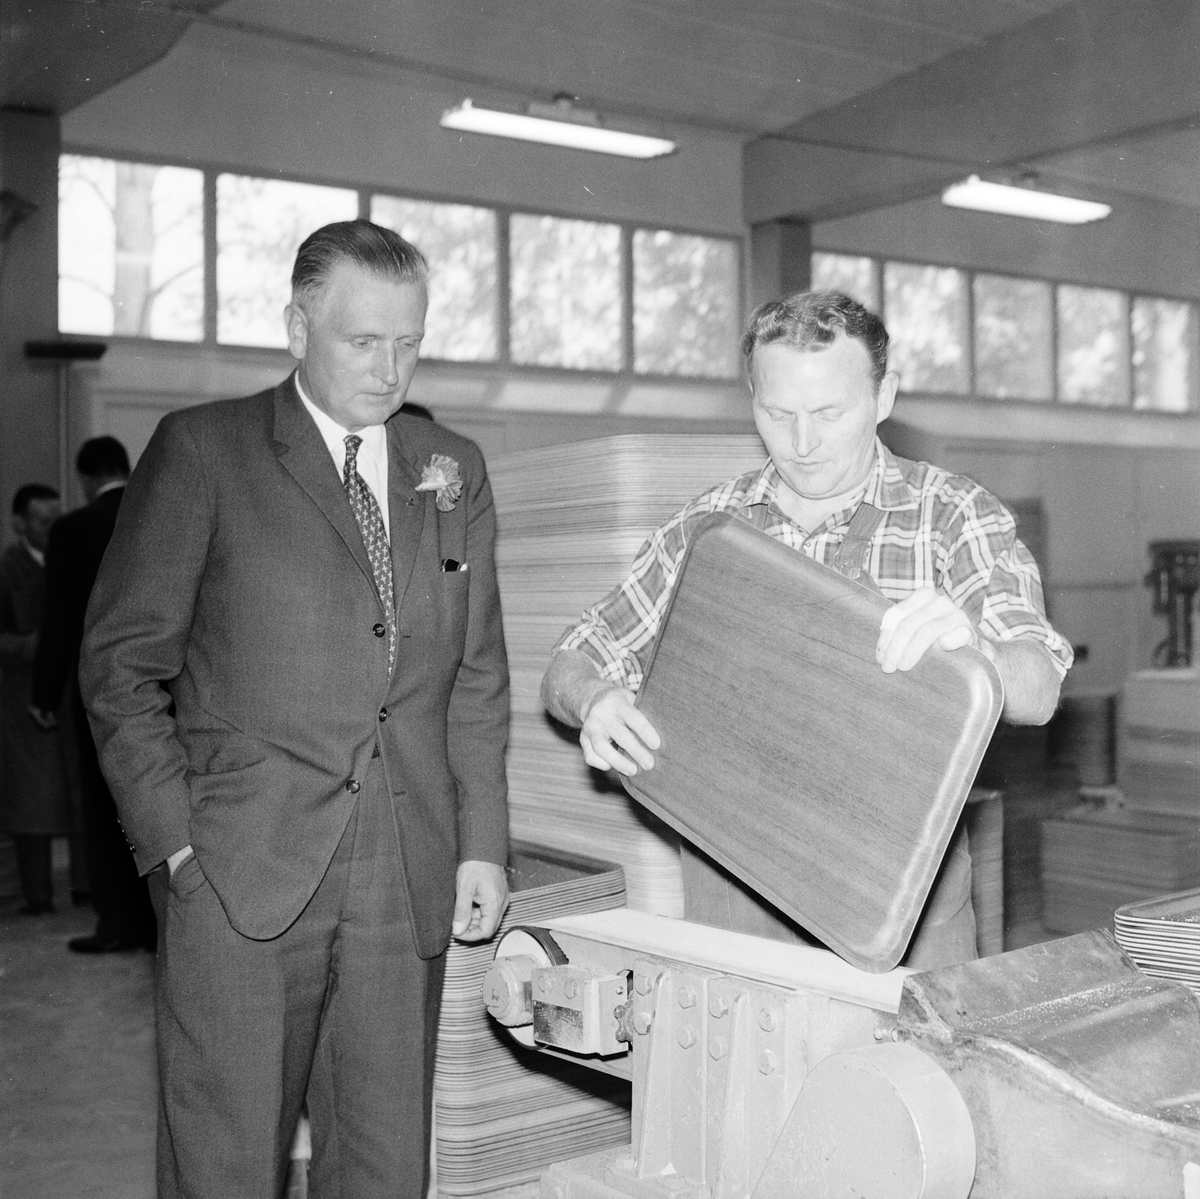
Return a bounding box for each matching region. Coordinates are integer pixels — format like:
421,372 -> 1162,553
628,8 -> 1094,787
541,1146 -> 708,1199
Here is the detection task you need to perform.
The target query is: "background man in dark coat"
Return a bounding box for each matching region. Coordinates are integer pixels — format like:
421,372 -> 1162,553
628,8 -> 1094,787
81,221 -> 510,1198
30,438 -> 155,952
0,482 -> 75,914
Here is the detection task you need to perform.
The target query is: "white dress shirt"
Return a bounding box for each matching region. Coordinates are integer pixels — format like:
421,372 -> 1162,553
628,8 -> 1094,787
295,374 -> 390,535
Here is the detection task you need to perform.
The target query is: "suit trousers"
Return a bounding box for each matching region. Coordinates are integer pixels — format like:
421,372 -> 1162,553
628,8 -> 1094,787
149,755 -> 446,1199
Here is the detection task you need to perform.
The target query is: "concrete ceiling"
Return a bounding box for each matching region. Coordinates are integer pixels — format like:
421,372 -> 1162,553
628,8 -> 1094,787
1,0 -> 225,114
4,0 -> 1196,222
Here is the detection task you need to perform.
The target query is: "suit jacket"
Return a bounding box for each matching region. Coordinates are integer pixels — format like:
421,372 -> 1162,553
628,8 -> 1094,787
80,378 -> 510,957
32,486 -> 124,714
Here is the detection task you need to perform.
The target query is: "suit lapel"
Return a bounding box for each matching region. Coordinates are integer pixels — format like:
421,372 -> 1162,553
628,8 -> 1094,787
387,420 -> 429,613
273,378 -> 378,601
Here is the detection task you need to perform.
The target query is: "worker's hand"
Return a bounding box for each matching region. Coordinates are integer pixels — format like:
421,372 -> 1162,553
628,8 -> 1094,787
877,587 -> 996,673
167,845 -> 194,878
27,705 -> 57,731
579,685 -> 661,776
452,860 -> 509,942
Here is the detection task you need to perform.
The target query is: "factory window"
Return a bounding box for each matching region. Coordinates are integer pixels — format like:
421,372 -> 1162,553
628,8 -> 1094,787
509,214 -> 623,371
633,230 -> 740,378
58,154 -> 204,341
216,175 -> 358,349
973,274 -> 1054,401
370,196 -> 498,362
883,263 -> 970,394
1057,285 -> 1131,408
813,249 -> 1197,412
1132,297 -> 1199,413
810,252 -> 879,312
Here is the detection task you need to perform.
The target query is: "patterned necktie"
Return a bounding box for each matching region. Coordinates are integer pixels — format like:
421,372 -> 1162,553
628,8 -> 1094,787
343,435 -> 396,672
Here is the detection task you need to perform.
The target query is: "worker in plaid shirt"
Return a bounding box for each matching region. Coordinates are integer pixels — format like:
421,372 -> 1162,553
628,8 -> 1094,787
542,291 -> 1072,968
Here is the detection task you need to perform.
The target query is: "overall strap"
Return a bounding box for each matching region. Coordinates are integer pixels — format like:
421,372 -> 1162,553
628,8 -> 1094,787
830,501 -> 885,591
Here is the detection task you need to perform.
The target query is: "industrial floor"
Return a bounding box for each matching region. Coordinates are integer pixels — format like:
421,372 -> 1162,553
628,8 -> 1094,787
1,795 -> 1069,1199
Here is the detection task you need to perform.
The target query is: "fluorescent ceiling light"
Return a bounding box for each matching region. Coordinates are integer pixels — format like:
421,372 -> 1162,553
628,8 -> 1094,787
942,175 -> 1111,224
441,98 -> 676,160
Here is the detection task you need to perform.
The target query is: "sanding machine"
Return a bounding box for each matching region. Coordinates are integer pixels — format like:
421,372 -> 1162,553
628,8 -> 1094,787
482,516 -> 1200,1198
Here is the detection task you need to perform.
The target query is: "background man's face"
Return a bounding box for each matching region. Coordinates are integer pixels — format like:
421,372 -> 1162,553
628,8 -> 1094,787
286,262 -> 427,432
750,336 -> 896,505
13,497 -> 60,552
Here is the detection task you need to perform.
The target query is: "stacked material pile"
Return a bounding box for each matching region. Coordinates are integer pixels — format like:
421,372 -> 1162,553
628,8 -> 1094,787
434,844 -> 629,1195
1043,669 -> 1199,935
964,789 -> 1004,957
1115,888 -> 1200,998
1042,804 -> 1200,933
489,434 -> 767,916
1118,669 -> 1200,815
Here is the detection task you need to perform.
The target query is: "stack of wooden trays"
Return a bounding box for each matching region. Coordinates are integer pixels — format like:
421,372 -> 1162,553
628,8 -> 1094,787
434,844 -> 629,1195
1042,804 -> 1200,934
1115,888 -> 1200,998
489,434 -> 767,916
1118,669 -> 1200,816
963,789 -> 1004,957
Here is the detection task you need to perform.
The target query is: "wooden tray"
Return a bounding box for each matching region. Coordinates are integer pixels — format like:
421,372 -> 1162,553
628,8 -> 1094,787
622,513 -> 1003,972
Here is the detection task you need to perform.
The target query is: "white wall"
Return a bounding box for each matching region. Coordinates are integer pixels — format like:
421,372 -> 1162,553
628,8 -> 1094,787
64,22 -> 745,233
814,188 -> 1200,301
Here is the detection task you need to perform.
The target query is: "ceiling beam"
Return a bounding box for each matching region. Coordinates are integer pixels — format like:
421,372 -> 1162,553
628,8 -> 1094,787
746,0 -> 1200,223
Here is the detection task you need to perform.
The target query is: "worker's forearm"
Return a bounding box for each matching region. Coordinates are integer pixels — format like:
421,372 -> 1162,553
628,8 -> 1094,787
541,649 -> 618,728
991,639 -> 1063,726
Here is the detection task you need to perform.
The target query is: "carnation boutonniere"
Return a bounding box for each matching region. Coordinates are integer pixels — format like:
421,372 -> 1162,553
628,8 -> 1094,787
415,453 -> 463,512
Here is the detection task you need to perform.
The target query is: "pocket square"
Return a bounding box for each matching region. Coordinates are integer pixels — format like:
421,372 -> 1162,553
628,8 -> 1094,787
441,558 -> 468,572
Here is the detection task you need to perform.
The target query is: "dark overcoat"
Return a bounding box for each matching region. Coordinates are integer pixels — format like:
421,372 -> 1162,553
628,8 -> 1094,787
0,543 -> 74,834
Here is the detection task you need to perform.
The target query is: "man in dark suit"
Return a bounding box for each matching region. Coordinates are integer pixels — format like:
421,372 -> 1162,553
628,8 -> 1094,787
81,221 -> 511,1198
31,437 -> 156,952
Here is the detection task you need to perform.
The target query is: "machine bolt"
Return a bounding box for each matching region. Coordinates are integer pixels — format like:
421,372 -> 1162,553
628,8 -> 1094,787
678,986 -> 697,1009
634,972 -> 653,996
758,1049 -> 778,1075
538,975 -> 554,995
633,1012 -> 653,1035
758,1007 -> 780,1032
709,1036 -> 729,1060
564,980 -> 578,1000
709,995 -> 729,1018
677,1027 -> 697,1049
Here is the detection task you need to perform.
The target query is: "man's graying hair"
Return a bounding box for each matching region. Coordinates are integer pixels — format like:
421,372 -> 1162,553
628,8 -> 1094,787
741,291 -> 890,390
291,219 -> 428,311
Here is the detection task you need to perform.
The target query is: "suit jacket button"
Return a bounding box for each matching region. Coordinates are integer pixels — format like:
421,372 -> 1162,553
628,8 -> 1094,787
373,623 -> 386,638
346,779 -> 360,794
378,707 -> 388,722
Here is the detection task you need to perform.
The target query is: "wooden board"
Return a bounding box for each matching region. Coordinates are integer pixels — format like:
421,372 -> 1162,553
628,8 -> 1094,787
622,513 -> 1003,973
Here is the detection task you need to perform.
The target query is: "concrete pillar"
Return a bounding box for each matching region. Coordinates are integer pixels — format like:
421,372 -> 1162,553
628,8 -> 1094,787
0,110 -> 61,531
748,217 -> 812,313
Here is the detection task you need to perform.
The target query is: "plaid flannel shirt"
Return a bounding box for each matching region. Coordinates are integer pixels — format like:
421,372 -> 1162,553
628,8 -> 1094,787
554,438 -> 1073,693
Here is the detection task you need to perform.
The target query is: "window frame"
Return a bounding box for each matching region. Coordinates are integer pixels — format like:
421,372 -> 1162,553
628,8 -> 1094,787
817,245 -> 1200,414
60,146 -> 746,387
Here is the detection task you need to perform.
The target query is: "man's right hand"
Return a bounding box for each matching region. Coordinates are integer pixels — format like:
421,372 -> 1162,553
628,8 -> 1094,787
167,844 -> 194,877
579,685 -> 661,777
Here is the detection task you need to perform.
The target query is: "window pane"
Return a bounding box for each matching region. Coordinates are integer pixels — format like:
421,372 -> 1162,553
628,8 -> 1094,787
973,274 -> 1053,401
633,230 -> 739,378
1057,285 -> 1130,407
509,214 -> 621,370
811,252 -> 878,311
370,195 -> 497,361
883,263 -> 969,393
217,175 -> 358,348
59,154 -> 203,340
1132,298 -> 1198,413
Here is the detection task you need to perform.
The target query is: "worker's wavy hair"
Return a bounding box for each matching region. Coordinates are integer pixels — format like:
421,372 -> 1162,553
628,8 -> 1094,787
741,291 -> 889,390
291,219 -> 428,312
